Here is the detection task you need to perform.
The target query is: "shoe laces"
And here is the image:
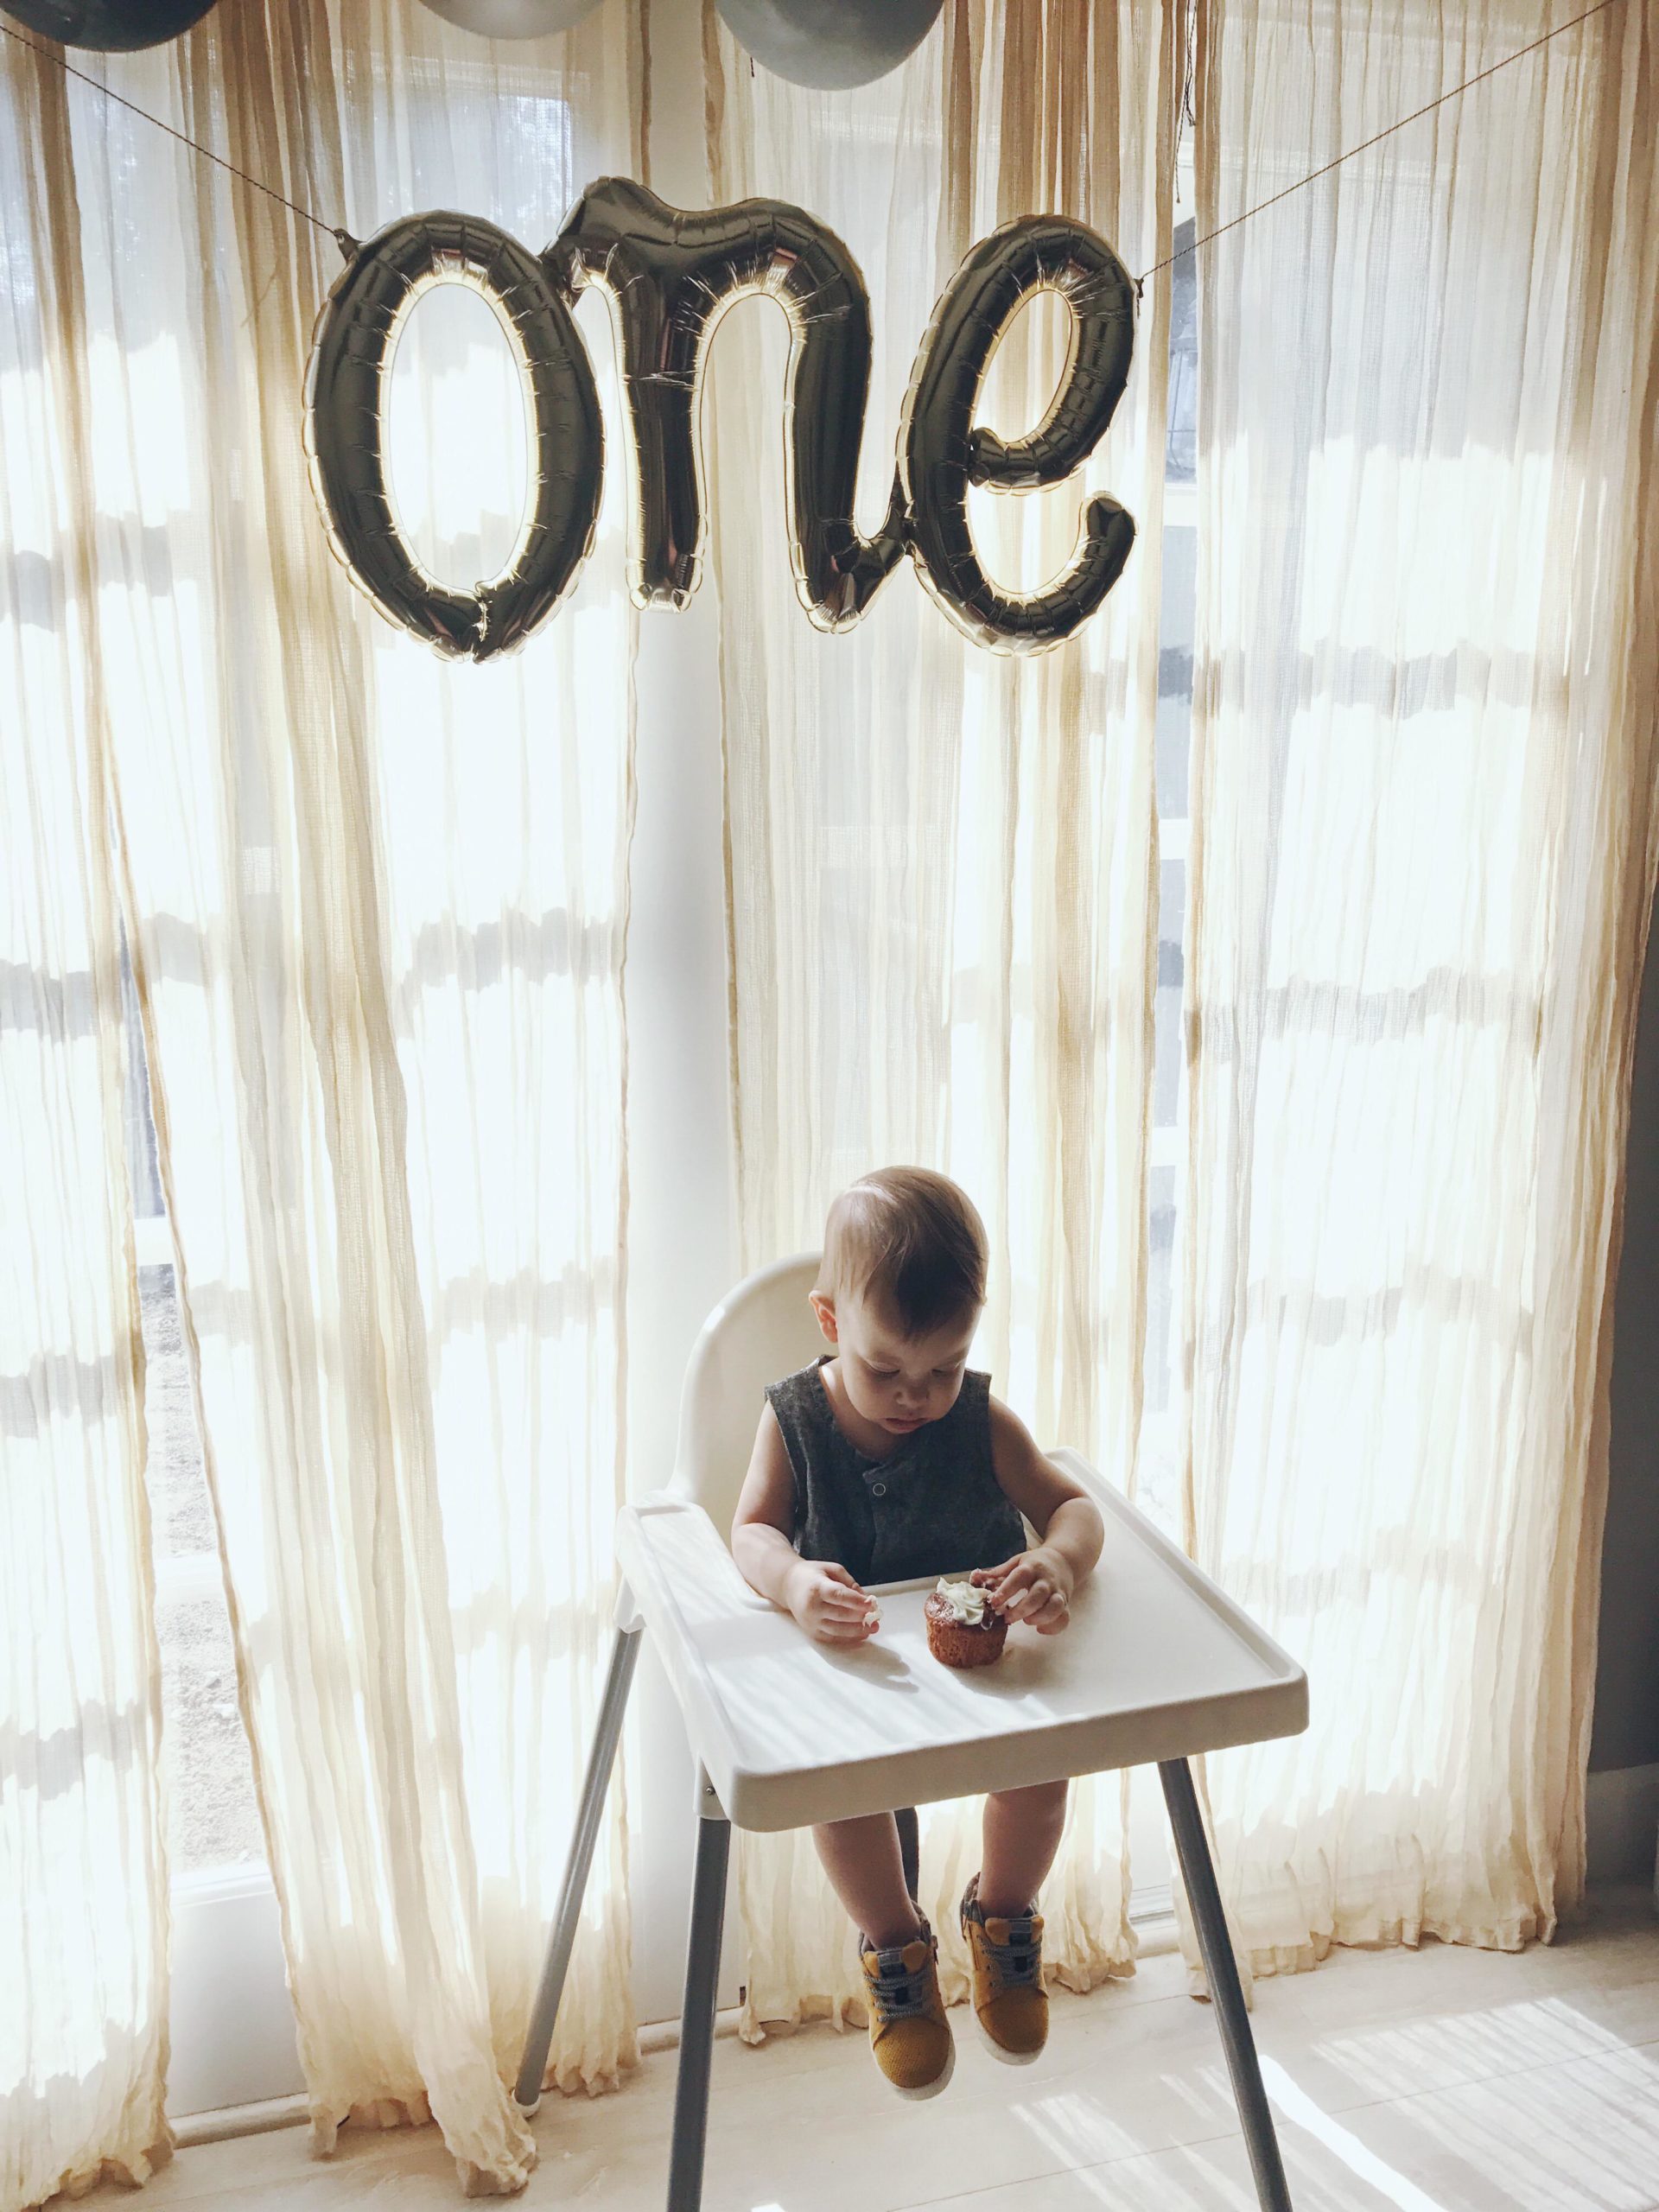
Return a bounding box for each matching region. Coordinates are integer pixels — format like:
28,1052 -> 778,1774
865,1942 -> 931,2024
981,1914 -> 1042,1994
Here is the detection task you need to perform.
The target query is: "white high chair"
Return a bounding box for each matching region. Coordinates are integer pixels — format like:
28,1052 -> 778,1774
515,1255 -> 1307,2212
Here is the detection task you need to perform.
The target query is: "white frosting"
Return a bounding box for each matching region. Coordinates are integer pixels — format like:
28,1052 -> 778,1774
933,1576 -> 989,1626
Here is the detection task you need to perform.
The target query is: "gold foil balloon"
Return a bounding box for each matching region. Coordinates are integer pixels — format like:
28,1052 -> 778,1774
714,0 -> 944,91
304,212 -> 602,662
900,214 -> 1138,655
548,176 -> 904,629
304,188 -> 1137,661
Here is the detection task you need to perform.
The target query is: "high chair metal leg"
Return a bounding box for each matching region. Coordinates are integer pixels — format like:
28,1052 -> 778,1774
667,1779 -> 730,2212
514,1624 -> 642,2112
1160,1758 -> 1294,2212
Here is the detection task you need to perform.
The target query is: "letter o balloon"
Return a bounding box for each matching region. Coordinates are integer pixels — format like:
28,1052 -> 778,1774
304,212 -> 602,662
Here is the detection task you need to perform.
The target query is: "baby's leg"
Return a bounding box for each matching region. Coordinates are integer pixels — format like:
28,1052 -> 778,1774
814,1815 -> 922,1948
980,1781 -> 1068,1916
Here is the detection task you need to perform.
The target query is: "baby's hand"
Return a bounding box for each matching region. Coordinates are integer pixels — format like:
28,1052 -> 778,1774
785,1559 -> 880,1644
974,1548 -> 1073,1635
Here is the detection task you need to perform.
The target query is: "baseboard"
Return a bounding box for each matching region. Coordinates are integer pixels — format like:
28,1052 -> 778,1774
173,2094 -> 308,2148
1586,1763 -> 1659,1888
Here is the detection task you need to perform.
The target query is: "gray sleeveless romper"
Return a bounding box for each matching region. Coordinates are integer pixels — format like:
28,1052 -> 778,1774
765,1357 -> 1027,1586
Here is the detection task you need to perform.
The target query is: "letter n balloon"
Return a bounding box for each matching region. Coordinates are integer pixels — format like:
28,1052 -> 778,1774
549,176 -> 905,630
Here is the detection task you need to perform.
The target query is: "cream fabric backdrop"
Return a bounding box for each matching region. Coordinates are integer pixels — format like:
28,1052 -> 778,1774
0,58 -> 170,2212
702,0 -> 1177,2032
1182,0 -> 1659,1974
4,3 -> 644,2193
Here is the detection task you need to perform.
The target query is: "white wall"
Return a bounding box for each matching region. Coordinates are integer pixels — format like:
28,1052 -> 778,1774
623,0 -> 743,2024
1588,886 -> 1659,1882
1593,889 -> 1659,1777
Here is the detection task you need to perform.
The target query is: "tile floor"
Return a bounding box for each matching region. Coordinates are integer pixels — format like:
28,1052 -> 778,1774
90,1887 -> 1659,2211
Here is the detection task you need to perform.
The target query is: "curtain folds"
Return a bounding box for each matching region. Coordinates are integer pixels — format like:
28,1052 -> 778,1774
702,0 -> 1177,2032
3,3 -> 644,2195
1182,0 -> 1659,1975
0,54 -> 170,2212
7,1 -> 1655,2196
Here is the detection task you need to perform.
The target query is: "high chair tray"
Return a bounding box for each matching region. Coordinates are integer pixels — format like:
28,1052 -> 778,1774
615,1452 -> 1307,1834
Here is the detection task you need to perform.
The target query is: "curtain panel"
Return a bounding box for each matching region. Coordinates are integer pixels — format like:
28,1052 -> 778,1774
1182,0 -> 1659,1974
0,59 -> 170,2212
702,0 -> 1178,2032
2,3 -> 645,2196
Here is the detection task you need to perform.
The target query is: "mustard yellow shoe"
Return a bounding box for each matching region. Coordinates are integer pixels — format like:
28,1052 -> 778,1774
961,1876 -> 1048,2064
858,1917 -> 955,2098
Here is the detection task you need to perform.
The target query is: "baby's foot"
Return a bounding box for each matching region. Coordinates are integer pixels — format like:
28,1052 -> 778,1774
961,1874 -> 1047,2063
857,1915 -> 954,2098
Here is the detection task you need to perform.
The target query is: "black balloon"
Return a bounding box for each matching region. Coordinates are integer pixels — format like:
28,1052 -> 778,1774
900,215 -> 1138,655
0,0 -> 217,48
715,0 -> 943,91
548,176 -> 904,630
304,212 -> 602,662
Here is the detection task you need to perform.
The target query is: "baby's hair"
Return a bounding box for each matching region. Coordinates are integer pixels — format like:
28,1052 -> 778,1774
815,1166 -> 988,1338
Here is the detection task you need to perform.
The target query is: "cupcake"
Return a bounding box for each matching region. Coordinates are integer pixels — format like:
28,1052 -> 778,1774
925,1576 -> 1008,1669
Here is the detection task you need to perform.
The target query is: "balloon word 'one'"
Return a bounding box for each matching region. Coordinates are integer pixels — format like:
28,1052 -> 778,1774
305,181 -> 1136,663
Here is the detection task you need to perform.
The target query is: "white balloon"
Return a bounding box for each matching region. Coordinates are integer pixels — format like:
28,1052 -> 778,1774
416,0 -> 601,36
715,0 -> 944,90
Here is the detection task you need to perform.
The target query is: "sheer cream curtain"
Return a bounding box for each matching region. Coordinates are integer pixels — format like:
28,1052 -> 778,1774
1182,0 -> 1659,1974
4,2 -> 643,2194
0,59 -> 169,2212
702,0 -> 1176,2031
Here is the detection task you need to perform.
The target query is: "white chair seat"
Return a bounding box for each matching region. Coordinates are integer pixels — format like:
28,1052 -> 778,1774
617,1455 -> 1306,1832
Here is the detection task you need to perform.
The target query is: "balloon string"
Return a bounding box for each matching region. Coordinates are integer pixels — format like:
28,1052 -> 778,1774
0,18 -> 353,254
1136,0 -> 1623,290
0,0 -> 1624,296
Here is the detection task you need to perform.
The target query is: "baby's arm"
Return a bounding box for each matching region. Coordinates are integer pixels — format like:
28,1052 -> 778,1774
976,1399 -> 1106,1635
731,1407 -> 880,1644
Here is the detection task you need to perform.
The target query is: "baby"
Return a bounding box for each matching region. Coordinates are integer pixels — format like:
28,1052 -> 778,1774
733,1166 -> 1103,2098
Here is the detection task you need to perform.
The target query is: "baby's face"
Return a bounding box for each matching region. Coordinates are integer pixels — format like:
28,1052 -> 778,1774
823,1294 -> 978,1439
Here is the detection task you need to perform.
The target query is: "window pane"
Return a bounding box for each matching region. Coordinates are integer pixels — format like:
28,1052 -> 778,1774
141,1263 -> 215,1566
156,1587 -> 265,1874
1165,217 -> 1197,482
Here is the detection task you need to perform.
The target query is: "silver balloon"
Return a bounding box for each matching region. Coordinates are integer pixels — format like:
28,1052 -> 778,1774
304,213 -> 602,662
715,0 -> 944,90
0,0 -> 217,48
899,214 -> 1137,656
416,0 -> 601,35
548,176 -> 903,629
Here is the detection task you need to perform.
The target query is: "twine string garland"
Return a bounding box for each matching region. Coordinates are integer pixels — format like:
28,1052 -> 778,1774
0,0 -> 1624,288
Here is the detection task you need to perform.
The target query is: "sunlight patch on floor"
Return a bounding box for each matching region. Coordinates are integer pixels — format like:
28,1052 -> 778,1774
1262,2056 -> 1450,2212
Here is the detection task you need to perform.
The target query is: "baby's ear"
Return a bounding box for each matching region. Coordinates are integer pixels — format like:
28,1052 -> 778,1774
810,1290 -> 839,1344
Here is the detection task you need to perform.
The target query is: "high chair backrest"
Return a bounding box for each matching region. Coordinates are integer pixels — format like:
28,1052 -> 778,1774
670,1252 -> 825,1541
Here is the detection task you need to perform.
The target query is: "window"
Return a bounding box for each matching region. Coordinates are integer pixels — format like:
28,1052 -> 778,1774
121,956 -> 302,2117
